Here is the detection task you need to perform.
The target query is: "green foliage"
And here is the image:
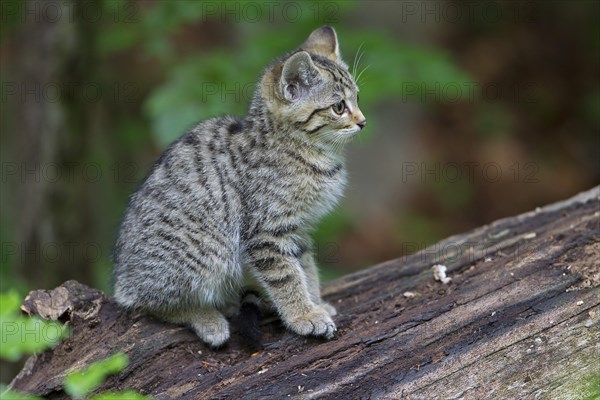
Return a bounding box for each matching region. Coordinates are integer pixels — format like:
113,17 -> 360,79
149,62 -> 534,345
313,208 -> 354,247
0,385 -> 41,400
0,291 -> 64,399
143,25 -> 470,145
98,0 -> 470,147
91,390 -> 152,400
64,353 -> 129,398
98,0 -> 471,275
0,292 -> 148,399
144,53 -> 250,146
0,290 -> 68,361
0,290 -> 21,316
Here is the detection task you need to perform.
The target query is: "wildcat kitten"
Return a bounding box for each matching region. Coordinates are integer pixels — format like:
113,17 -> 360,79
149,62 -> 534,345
113,26 -> 366,347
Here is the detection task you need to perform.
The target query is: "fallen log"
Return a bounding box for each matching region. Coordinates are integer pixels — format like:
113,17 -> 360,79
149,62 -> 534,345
10,186 -> 600,399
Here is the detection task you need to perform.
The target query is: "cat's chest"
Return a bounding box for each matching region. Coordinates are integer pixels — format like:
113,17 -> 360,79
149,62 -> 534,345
244,149 -> 346,222
291,166 -> 347,219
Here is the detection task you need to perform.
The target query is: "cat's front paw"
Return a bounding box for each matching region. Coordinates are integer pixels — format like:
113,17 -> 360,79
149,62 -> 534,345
286,306 -> 336,339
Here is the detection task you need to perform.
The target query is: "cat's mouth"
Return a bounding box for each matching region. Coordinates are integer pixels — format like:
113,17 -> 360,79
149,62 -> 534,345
307,125 -> 361,145
338,125 -> 362,136
328,126 -> 362,143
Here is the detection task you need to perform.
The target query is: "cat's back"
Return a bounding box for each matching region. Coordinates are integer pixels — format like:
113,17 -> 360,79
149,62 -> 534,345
115,116 -> 246,268
136,115 -> 245,194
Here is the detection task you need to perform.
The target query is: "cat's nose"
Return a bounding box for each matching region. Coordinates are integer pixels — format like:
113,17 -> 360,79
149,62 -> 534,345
357,119 -> 367,129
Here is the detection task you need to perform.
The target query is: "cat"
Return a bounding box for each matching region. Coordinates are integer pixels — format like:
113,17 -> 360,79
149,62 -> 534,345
113,25 -> 366,347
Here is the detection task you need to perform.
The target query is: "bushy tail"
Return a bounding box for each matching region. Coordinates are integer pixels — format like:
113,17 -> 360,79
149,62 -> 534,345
235,291 -> 263,349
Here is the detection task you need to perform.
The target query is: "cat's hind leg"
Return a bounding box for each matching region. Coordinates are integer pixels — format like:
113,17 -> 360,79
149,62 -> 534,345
168,307 -> 230,348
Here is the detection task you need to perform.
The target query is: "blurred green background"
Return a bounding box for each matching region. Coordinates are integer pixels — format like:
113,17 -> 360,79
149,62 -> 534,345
1,0 -> 599,304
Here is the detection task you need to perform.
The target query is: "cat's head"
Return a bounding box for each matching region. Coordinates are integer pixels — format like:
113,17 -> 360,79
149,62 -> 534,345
259,26 -> 366,145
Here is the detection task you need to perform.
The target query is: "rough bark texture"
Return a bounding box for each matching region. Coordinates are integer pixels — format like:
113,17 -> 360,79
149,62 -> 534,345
10,187 -> 600,399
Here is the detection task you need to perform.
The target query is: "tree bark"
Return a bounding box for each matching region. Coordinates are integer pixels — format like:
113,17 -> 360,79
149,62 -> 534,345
6,0 -> 97,291
9,187 -> 600,399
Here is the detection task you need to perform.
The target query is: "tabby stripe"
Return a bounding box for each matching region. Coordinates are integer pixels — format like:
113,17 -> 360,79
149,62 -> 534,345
325,63 -> 353,90
159,214 -> 184,229
153,229 -> 221,259
304,124 -> 326,135
266,224 -> 299,237
284,150 -> 342,177
146,250 -> 169,262
301,106 -> 330,124
204,229 -> 233,253
293,244 -> 308,258
263,273 -> 295,289
149,243 -> 189,265
322,67 -> 338,82
184,233 -> 202,248
221,135 -> 244,210
194,151 -> 208,185
183,250 -> 206,269
194,152 -> 219,206
153,238 -> 217,269
244,219 -> 260,242
185,230 -> 222,252
248,241 -> 282,253
180,210 -> 231,250
164,165 -> 192,195
155,230 -> 186,247
225,135 -> 245,195
254,257 -> 278,272
208,137 -> 231,224
249,239 -> 304,259
145,187 -> 177,209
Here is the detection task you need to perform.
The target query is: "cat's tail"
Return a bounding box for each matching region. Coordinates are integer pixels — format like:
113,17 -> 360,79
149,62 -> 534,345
235,291 -> 263,349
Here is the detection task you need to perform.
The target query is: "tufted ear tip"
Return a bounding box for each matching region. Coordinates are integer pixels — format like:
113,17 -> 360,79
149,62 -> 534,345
301,25 -> 340,62
313,25 -> 337,41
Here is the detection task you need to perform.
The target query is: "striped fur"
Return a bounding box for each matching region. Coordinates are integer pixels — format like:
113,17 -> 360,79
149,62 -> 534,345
113,26 -> 365,347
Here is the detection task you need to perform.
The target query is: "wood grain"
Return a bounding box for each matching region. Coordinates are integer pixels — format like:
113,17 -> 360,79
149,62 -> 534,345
10,187 -> 600,400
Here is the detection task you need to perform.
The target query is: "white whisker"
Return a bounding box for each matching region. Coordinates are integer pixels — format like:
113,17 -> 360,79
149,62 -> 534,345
355,64 -> 371,86
354,48 -> 366,81
352,42 -> 365,78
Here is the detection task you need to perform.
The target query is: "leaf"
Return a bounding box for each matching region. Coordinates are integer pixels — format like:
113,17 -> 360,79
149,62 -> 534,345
0,290 -> 21,317
90,390 -> 151,400
0,291 -> 69,362
0,385 -> 42,400
64,353 -> 129,398
1,315 -> 68,361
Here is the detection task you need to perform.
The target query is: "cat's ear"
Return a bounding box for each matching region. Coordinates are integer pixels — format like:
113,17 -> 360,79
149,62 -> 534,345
301,25 -> 340,62
280,51 -> 320,102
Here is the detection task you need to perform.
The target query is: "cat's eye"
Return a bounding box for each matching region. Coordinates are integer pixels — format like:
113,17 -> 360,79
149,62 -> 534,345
332,101 -> 346,115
